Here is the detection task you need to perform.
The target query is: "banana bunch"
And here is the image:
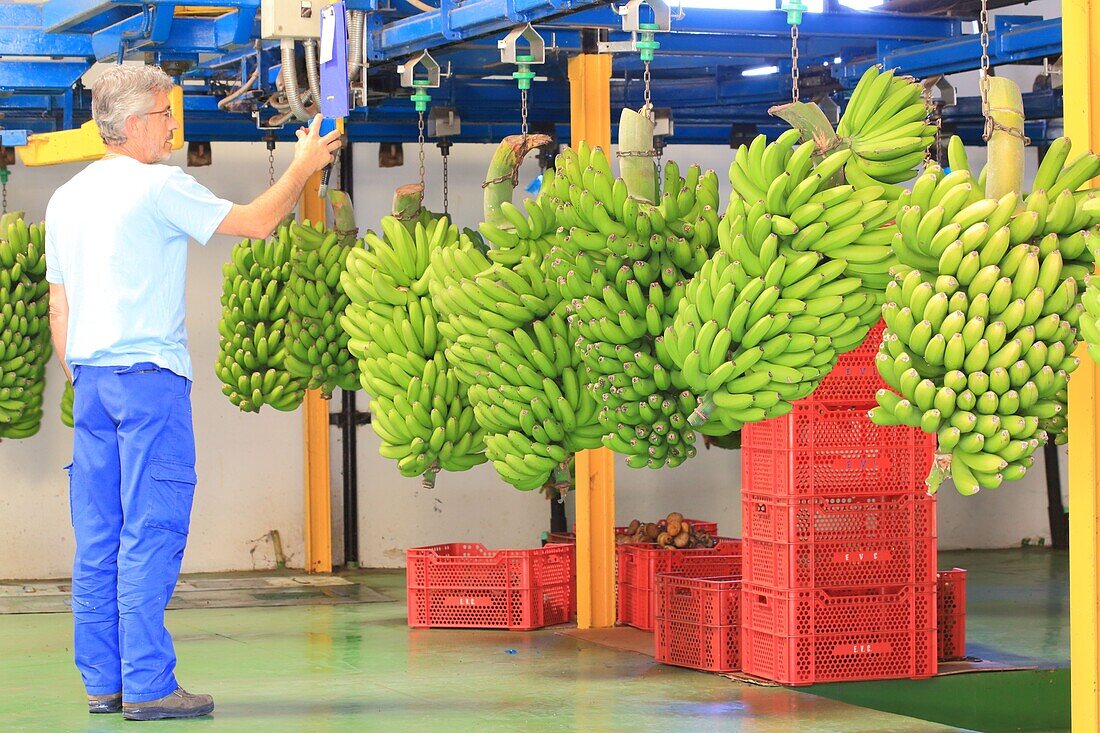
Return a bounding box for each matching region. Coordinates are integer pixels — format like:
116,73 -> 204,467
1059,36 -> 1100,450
432,204 -> 603,489
61,380 -> 74,428
284,220 -> 359,397
542,133 -> 724,469
872,147 -> 1100,493
215,224 -> 305,412
342,215 -> 487,486
728,131 -> 900,291
0,212 -> 51,440
837,65 -> 936,199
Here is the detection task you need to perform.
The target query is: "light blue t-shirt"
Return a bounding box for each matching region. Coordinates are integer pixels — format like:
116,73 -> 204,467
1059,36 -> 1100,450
45,156 -> 232,381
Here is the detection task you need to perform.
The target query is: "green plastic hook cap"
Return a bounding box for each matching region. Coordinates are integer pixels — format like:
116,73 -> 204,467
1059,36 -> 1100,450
782,0 -> 807,25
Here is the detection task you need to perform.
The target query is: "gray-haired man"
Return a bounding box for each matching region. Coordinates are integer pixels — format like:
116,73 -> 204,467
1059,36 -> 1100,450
46,64 -> 340,720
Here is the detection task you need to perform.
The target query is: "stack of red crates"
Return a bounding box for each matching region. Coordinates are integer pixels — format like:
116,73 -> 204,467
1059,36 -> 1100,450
740,322 -> 940,685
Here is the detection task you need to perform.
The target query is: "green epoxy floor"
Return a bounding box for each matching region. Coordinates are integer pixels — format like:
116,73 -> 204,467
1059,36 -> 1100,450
0,549 -> 1067,733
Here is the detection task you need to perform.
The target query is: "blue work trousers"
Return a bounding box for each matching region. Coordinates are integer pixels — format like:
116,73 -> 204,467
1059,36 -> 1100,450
68,362 -> 197,703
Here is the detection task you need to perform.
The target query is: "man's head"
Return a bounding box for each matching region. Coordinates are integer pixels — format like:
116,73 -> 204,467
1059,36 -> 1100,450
91,65 -> 179,163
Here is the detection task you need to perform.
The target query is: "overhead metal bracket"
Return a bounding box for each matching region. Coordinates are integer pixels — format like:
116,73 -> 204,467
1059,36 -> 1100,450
428,107 -> 461,138
922,74 -> 956,108
499,24 -> 545,65
652,107 -> 673,138
815,94 -> 840,125
598,0 -> 671,55
398,50 -> 441,89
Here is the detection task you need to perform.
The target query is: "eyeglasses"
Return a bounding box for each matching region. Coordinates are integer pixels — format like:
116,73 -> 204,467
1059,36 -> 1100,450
143,107 -> 173,121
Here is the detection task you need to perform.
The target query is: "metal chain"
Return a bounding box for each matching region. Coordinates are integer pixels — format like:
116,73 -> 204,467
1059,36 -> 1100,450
268,147 -> 275,187
417,110 -> 426,206
790,23 -> 800,103
442,147 -> 450,215
979,0 -> 992,140
643,61 -> 653,121
1,178 -> 6,213
520,86 -> 530,149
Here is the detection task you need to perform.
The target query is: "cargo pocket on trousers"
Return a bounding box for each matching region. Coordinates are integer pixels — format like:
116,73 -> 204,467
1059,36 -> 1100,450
146,459 -> 197,536
64,463 -> 74,526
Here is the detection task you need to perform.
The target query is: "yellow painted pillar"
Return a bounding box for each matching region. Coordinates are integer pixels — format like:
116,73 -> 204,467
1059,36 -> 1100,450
568,53 -> 616,629
300,171 -> 333,574
1064,2 -> 1100,728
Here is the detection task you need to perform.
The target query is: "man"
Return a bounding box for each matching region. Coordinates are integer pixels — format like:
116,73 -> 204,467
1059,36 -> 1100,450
45,64 -> 341,721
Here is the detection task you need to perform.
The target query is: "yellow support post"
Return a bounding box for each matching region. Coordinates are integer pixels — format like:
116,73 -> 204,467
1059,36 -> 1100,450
568,52 -> 616,629
300,171 -> 333,574
1064,2 -> 1100,728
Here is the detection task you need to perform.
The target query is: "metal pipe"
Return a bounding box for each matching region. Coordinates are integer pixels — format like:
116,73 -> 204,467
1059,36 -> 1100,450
339,142 -> 360,567
303,38 -> 323,115
280,39 -> 310,122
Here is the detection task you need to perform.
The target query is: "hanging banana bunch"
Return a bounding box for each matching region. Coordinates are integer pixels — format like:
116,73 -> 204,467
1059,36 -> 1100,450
543,111 -> 723,469
0,212 -> 51,440
838,65 -> 939,199
284,210 -> 359,398
61,380 -> 74,428
665,132 -> 885,433
872,81 -> 1100,498
342,188 -> 487,488
433,135 -> 603,490
215,222 -> 305,412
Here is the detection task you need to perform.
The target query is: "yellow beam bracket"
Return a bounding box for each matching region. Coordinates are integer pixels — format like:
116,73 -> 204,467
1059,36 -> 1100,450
300,171 -> 333,574
568,53 -> 616,629
17,86 -> 185,167
1064,1 -> 1100,729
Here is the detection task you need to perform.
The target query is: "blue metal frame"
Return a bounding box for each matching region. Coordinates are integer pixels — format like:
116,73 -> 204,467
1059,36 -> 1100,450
0,1 -> 1067,148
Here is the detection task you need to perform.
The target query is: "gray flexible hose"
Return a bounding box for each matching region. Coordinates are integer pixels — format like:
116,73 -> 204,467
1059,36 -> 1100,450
303,39 -> 323,114
280,39 -> 310,122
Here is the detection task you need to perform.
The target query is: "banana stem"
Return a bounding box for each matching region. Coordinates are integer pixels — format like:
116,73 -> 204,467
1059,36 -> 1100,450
687,393 -> 715,427
327,190 -> 358,246
392,184 -> 424,219
483,134 -> 553,229
768,101 -> 840,152
984,76 -> 1025,199
619,108 -> 659,203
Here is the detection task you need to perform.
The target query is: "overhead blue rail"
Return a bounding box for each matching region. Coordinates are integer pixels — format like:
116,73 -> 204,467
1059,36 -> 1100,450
837,15 -> 1059,82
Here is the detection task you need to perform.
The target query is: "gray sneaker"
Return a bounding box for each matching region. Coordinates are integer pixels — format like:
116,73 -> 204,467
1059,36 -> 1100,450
88,693 -> 122,714
122,687 -> 214,721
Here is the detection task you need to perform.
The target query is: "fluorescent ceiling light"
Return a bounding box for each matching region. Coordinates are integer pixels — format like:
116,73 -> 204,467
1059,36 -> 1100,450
839,0 -> 885,9
679,0 -> 824,10
742,65 -> 779,77
834,56 -> 843,64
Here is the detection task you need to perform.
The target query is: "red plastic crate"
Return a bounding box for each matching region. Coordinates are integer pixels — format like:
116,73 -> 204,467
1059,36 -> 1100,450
807,321 -> 888,404
406,543 -> 574,630
741,626 -> 937,685
548,519 -> 720,544
616,540 -> 742,631
742,535 -> 937,590
656,620 -> 742,673
742,402 -> 936,497
938,568 -> 967,662
742,492 -> 936,545
655,576 -> 742,673
741,582 -> 935,639
656,573 -> 741,627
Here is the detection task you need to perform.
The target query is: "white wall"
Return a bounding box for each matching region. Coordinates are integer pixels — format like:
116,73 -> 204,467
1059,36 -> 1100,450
0,0 -> 1073,577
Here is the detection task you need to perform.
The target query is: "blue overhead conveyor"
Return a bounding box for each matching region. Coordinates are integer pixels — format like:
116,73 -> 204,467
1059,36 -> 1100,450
0,0 -> 1067,152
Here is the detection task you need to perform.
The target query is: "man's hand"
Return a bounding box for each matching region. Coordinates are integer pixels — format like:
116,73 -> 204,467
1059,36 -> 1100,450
295,115 -> 343,174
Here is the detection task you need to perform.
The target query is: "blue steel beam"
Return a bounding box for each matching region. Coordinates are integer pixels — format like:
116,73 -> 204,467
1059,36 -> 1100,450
89,6 -> 258,60
0,5 -> 93,56
837,16 -> 1060,81
41,1 -> 139,34
0,61 -> 90,94
542,6 -> 966,41
368,0 -> 603,61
